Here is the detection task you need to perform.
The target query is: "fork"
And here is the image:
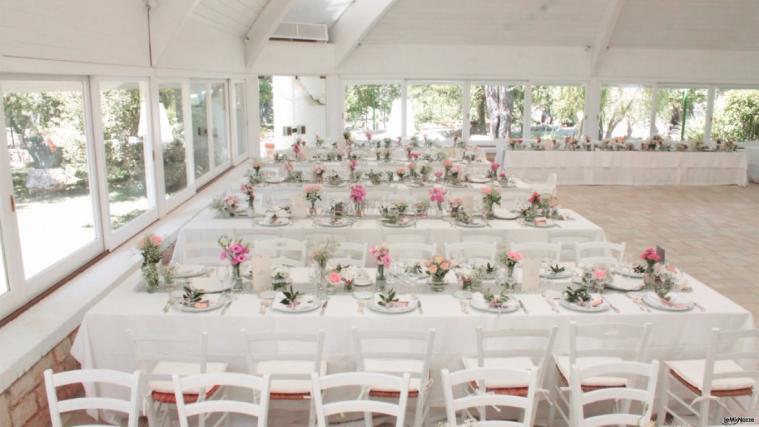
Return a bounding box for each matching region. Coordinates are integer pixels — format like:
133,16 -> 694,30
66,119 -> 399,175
459,300 -> 469,314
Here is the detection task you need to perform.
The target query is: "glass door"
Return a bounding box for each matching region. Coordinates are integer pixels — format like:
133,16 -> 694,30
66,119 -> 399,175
91,78 -> 158,248
156,80 -> 194,212
0,76 -> 104,314
232,80 -> 248,163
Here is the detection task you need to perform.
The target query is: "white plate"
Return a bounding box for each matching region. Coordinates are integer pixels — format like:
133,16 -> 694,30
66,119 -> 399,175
492,208 -> 520,220
470,293 -> 520,313
559,297 -> 609,313
614,264 -> 645,279
642,292 -> 693,312
455,219 -> 488,228
265,177 -> 286,184
256,218 -> 291,227
368,294 -> 418,314
272,293 -> 321,313
540,265 -> 573,279
606,276 -> 644,291
174,265 -> 208,279
314,217 -> 354,228
353,274 -> 373,287
520,219 -> 556,228
380,218 -> 415,228
174,293 -> 229,313
468,176 -> 491,183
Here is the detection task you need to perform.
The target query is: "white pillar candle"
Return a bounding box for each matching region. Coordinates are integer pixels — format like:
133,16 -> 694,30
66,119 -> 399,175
252,256 -> 272,292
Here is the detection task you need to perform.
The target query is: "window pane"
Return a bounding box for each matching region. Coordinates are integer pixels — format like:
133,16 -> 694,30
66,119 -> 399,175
469,84 -> 524,140
191,83 -> 209,177
599,86 -> 652,140
211,82 -> 229,165
530,85 -> 585,138
234,82 -> 247,156
408,83 -> 463,141
655,88 -> 708,141
158,83 -> 188,198
712,89 -> 759,142
344,83 -> 402,141
99,81 -> 151,230
3,80 -> 97,278
258,76 -> 273,157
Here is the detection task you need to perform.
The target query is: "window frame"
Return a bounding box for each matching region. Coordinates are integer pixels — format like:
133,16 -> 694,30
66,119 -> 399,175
230,79 -> 249,165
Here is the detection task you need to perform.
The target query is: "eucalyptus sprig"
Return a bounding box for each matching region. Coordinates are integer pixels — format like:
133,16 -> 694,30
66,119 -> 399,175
377,288 -> 399,307
182,286 -> 206,305
280,285 -> 303,306
483,290 -> 510,308
563,286 -> 591,304
550,264 -> 566,274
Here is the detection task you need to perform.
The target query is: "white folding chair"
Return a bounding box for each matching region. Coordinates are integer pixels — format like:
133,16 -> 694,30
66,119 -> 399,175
44,368 -> 141,427
550,321 -> 652,426
234,230 -> 279,246
444,242 -> 496,266
173,372 -> 271,427
352,328 -> 436,427
384,234 -> 428,244
176,232 -> 228,266
387,242 -> 437,265
548,231 -> 595,262
570,361 -> 659,427
126,330 -> 228,427
658,328 -> 759,427
254,237 -> 307,267
575,241 -> 626,267
510,242 -> 562,262
328,242 -> 368,268
311,372 -> 411,427
441,367 -> 539,427
242,329 -> 326,426
530,173 -> 557,196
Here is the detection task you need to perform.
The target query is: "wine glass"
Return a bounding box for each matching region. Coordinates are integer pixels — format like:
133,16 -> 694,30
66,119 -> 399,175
215,266 -> 230,287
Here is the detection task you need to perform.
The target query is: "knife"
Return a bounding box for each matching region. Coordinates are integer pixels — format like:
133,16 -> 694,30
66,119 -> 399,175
518,299 -> 528,314
417,300 -> 424,315
220,300 -> 232,315
162,300 -> 172,313
320,300 -> 329,316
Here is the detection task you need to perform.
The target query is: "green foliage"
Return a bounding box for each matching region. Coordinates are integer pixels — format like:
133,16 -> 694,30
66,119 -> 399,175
598,86 -> 652,140
712,90 -> 759,141
531,86 -> 585,137
344,84 -> 400,132
258,76 -> 273,134
655,88 -> 707,141
409,84 -> 463,135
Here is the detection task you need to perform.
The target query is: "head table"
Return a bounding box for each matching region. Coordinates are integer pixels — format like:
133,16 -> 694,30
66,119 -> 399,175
71,266 -> 753,411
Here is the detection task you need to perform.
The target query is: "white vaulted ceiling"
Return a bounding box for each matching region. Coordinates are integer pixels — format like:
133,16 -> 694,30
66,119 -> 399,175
193,0 -> 268,36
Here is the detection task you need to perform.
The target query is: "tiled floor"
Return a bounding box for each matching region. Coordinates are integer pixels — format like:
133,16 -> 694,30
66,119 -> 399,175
560,183 -> 759,319
58,183 -> 759,427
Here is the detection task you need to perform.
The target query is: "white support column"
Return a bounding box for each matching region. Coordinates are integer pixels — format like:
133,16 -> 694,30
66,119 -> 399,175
325,75 -> 344,142
704,87 -> 715,143
523,83 -> 532,141
585,79 -> 601,141
462,81 -> 470,142
401,80 -> 408,140
248,76 -> 261,158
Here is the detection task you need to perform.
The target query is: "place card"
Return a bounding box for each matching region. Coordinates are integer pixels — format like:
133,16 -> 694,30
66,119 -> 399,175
252,256 -> 272,292
462,195 -> 474,213
521,258 -> 541,292
292,197 -> 307,218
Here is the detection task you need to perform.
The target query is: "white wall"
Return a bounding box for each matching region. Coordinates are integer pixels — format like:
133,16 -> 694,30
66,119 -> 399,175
272,76 -> 327,150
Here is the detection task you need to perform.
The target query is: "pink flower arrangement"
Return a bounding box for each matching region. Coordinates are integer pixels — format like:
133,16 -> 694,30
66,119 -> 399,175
428,186 -> 447,203
218,236 -> 250,266
327,271 -> 342,286
138,234 -> 163,265
501,250 -> 523,268
396,167 -> 406,179
443,159 -> 453,170
490,162 -> 500,171
284,161 -> 294,173
349,159 -> 358,171
410,151 -> 420,160
481,186 -> 492,195
592,268 -> 607,281
434,171 -> 444,180
252,159 -> 262,173
640,247 -> 661,263
291,142 -> 301,155
350,184 -> 367,204
528,192 -> 541,205
369,244 -> 392,268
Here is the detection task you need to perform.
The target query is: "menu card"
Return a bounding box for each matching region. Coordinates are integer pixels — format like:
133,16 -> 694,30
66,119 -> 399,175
292,197 -> 307,218
521,258 -> 540,292
252,256 -> 272,292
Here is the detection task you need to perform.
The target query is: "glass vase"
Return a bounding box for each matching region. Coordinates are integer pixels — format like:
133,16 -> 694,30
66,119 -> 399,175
430,277 -> 446,293
142,262 -> 160,293
375,265 -> 386,291
231,264 -> 243,292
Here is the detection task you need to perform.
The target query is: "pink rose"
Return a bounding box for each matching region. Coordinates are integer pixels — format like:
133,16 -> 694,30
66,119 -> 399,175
507,250 -> 523,262
481,186 -> 492,195
328,271 -> 342,285
593,269 -> 607,280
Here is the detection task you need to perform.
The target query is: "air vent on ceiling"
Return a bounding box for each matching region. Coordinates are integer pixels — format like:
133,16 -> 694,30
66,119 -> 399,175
271,21 -> 329,42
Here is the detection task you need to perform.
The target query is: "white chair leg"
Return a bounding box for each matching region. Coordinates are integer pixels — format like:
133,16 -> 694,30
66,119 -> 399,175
656,373 -> 670,425
307,398 -> 315,427
364,411 -> 373,427
699,396 -> 711,427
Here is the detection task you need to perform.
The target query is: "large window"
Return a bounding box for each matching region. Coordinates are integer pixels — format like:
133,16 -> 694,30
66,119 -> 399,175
655,88 -> 708,141
711,88 -> 759,142
97,80 -> 153,231
408,82 -> 463,141
344,83 -> 402,141
530,85 -> 585,138
2,79 -> 99,279
233,81 -> 248,157
158,82 -> 189,198
258,76 -> 273,156
599,85 -> 652,140
191,83 -> 209,178
469,83 -> 524,140
211,82 -> 229,165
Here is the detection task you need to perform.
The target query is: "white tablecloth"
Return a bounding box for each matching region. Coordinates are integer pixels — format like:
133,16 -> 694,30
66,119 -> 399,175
171,209 -> 604,265
70,270 -> 754,409
504,151 -> 748,186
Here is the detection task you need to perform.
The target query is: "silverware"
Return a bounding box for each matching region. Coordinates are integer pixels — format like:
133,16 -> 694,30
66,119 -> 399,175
417,300 -> 424,315
693,302 -> 706,312
320,300 -> 329,316
626,293 -> 651,312
260,301 -> 271,315
162,300 -> 172,313
517,299 -> 528,314
459,300 -> 469,314
220,300 -> 232,315
607,300 -> 620,313
543,296 -> 560,313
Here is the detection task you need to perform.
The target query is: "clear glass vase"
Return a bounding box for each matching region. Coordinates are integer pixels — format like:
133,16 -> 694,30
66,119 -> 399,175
142,262 -> 160,293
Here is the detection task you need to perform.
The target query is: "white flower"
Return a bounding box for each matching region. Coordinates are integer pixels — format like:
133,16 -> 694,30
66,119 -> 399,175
340,266 -> 358,282
272,265 -> 290,280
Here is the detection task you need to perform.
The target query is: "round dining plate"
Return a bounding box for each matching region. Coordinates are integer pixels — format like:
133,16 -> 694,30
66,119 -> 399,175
380,218 -> 415,228
455,220 -> 487,228
467,176 -> 491,184
470,293 -> 520,313
642,292 -> 693,312
314,217 -> 354,228
367,295 -> 418,314
520,219 -> 557,228
256,218 -> 291,227
271,294 -> 321,313
559,298 -> 610,313
606,276 -> 644,291
174,293 -> 229,313
492,208 -> 520,220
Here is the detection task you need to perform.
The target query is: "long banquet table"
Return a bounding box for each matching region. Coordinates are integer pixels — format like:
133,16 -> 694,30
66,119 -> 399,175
171,208 -> 604,265
504,151 -> 748,186
70,268 -> 754,410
